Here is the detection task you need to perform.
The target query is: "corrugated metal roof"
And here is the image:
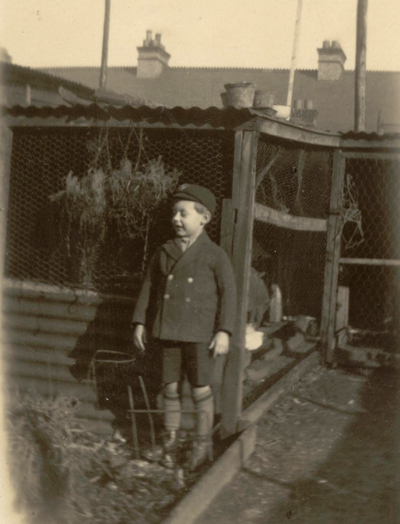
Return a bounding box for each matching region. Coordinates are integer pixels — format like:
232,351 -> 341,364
339,130 -> 400,141
42,66 -> 400,133
1,62 -> 95,99
4,104 -> 400,143
4,103 -> 257,129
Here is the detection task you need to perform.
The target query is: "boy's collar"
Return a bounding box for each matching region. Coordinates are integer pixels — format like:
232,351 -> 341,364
176,228 -> 207,251
163,230 -> 211,261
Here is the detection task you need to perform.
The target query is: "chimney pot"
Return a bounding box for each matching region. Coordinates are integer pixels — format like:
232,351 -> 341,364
294,99 -> 304,110
137,30 -> 170,78
317,40 -> 346,80
323,40 -> 330,49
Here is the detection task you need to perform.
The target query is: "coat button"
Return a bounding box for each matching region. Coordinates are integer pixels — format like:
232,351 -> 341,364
185,297 -> 191,302
167,275 -> 174,280
164,294 -> 170,299
187,277 -> 193,283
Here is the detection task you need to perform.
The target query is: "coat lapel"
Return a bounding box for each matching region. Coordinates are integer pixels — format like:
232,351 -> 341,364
171,231 -> 212,274
160,239 -> 183,274
163,239 -> 182,261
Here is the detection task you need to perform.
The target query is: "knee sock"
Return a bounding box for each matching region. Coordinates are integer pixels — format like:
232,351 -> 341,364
164,391 -> 181,432
192,386 -> 214,439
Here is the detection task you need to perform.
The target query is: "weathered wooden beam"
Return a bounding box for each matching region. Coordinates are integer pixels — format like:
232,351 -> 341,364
221,130 -> 258,438
231,131 -> 244,209
254,202 -> 327,232
355,0 -> 368,132
293,149 -> 306,214
0,125 -> 13,277
339,257 -> 400,267
219,198 -> 236,257
343,151 -> 400,160
320,150 -> 345,364
255,118 -> 341,148
255,150 -> 281,189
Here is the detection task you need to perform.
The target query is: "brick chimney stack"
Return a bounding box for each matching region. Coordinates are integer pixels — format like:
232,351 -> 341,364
317,40 -> 346,81
137,30 -> 171,78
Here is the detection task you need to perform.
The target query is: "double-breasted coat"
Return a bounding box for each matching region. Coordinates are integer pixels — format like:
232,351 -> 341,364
132,232 -> 237,342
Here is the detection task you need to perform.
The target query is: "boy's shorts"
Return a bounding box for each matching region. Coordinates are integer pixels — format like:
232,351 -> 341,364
157,340 -> 215,386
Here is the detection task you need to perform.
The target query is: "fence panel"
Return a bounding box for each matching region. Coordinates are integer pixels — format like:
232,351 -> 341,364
2,280 -> 132,434
338,155 -> 400,350
251,135 -> 333,325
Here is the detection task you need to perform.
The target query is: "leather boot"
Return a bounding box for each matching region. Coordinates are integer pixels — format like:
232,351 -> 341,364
188,387 -> 214,471
141,429 -> 179,464
188,436 -> 213,471
160,429 -> 180,469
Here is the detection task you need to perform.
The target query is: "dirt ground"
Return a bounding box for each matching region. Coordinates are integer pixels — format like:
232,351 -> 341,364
196,364 -> 400,524
8,362 -> 399,524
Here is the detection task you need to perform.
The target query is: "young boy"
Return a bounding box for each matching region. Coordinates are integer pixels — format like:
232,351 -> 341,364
132,184 -> 237,470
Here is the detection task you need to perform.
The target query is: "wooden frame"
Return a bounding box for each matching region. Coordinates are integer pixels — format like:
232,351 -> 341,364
320,150 -> 345,364
0,124 -> 13,277
221,130 -> 258,438
321,149 -> 400,364
5,105 -> 400,439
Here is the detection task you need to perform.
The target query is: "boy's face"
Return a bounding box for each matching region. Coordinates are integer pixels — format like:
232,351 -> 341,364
172,200 -> 207,239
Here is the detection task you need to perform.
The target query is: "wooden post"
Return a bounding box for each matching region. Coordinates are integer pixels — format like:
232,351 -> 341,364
320,151 -> 345,364
0,124 -> 13,278
219,198 -> 235,257
355,0 -> 368,132
293,149 -> 306,215
221,130 -> 258,438
99,0 -> 111,90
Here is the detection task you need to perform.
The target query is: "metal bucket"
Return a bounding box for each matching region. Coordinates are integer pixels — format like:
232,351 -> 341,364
224,82 -> 255,109
253,90 -> 275,109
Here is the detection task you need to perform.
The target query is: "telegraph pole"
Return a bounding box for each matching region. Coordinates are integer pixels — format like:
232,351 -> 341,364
99,0 -> 111,90
355,0 -> 368,131
286,0 -> 303,108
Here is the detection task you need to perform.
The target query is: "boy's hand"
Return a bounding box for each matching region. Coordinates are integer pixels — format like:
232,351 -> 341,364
209,331 -> 230,358
133,324 -> 147,352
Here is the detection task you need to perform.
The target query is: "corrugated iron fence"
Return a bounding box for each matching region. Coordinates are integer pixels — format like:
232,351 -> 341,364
2,280 -> 122,433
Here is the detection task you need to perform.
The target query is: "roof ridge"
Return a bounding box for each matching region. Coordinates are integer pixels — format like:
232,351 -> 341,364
169,66 -> 291,71
39,65 -> 400,73
2,62 -> 94,94
40,65 -> 102,70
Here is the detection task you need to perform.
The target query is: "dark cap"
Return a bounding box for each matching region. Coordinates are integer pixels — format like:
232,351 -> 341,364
173,184 -> 216,216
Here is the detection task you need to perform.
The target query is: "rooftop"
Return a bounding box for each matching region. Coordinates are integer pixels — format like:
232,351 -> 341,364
40,65 -> 400,134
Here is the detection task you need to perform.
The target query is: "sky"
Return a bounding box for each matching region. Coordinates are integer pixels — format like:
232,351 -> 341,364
0,0 -> 399,71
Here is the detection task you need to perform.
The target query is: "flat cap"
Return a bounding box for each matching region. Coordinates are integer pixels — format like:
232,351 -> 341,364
173,184 -> 216,216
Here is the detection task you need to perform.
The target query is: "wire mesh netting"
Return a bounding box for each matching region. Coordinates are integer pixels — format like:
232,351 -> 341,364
6,127 -> 234,291
339,157 -> 400,341
255,139 -> 332,218
252,136 -> 333,322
